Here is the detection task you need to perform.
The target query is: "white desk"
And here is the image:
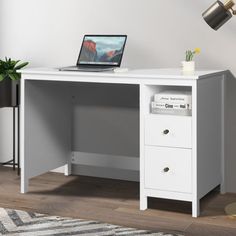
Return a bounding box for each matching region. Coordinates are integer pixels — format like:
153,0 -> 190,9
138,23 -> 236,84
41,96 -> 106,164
20,67 -> 228,217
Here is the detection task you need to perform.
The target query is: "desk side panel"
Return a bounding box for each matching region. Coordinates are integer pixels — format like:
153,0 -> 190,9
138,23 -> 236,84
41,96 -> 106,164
197,76 -> 223,198
23,80 -> 71,179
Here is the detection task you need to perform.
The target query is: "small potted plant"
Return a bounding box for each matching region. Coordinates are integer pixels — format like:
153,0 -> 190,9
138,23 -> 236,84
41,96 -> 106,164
182,48 -> 200,72
0,58 -> 28,108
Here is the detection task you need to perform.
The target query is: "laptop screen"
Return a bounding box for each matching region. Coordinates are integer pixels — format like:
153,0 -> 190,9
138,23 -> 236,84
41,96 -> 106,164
77,35 -> 127,67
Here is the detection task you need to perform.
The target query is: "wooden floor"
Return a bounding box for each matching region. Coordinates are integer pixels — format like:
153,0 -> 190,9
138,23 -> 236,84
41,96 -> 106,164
0,166 -> 236,236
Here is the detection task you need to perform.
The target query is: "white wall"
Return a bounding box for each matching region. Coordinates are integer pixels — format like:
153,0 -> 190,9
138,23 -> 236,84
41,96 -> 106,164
1,0 -> 236,192
1,0 -> 236,71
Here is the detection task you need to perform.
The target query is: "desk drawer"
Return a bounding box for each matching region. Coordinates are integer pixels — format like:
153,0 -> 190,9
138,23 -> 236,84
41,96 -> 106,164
145,146 -> 192,193
145,115 -> 192,148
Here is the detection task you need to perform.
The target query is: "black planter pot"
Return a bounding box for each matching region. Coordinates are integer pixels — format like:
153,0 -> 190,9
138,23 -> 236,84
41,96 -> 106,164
0,78 -> 20,108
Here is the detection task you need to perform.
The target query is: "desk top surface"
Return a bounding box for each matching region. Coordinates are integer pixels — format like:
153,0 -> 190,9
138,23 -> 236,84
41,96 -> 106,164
20,67 -> 227,81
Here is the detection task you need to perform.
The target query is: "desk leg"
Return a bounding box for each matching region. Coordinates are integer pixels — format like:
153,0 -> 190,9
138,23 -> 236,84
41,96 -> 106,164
65,156 -> 72,176
220,77 -> 225,195
140,194 -> 148,210
140,84 -> 147,211
192,199 -> 200,217
21,176 -> 28,194
220,184 -> 226,194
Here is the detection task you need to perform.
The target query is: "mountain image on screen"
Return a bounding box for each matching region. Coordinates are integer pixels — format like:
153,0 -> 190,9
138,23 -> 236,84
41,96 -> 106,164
79,36 -> 126,65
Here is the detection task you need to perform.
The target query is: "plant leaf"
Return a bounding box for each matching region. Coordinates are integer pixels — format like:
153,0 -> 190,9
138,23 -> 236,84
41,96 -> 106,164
15,62 -> 29,70
14,73 -> 21,80
8,74 -> 17,80
0,74 -> 5,81
0,58 -> 29,80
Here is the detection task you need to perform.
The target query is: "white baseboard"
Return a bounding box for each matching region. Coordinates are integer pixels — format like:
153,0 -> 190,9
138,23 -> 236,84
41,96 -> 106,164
52,151 -> 139,182
72,165 -> 139,182
71,152 -> 139,171
52,166 -> 65,173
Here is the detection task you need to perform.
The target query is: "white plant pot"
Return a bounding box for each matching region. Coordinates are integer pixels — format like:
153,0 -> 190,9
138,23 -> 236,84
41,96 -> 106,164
182,61 -> 195,72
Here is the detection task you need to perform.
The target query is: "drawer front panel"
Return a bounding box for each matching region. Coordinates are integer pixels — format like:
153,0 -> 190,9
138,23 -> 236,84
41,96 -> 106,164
145,146 -> 192,193
145,115 -> 192,148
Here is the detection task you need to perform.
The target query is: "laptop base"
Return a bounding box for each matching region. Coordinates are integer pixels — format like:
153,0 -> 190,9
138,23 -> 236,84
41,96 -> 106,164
59,66 -> 115,72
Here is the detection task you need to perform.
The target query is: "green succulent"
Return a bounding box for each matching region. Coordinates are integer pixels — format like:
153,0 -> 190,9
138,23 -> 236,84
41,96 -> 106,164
185,48 -> 201,62
0,57 -> 29,81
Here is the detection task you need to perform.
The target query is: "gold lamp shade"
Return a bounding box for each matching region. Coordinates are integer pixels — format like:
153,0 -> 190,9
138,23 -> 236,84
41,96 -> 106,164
202,0 -> 236,30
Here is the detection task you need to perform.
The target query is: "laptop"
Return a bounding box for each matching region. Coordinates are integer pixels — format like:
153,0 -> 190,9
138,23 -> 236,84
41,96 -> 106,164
59,35 -> 127,72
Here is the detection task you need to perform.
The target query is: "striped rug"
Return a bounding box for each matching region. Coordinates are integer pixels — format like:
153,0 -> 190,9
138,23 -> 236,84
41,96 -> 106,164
0,208 -> 183,236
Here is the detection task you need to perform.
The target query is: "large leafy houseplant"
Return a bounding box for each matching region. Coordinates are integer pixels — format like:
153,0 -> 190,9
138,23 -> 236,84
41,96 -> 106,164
0,58 -> 28,107
0,58 -> 28,81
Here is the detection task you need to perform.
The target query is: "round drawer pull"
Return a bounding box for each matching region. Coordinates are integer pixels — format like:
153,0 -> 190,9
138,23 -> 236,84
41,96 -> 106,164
163,129 -> 169,135
163,167 -> 170,173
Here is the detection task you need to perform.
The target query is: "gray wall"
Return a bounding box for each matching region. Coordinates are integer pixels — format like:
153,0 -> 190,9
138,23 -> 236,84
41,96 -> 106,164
1,0 -> 236,192
71,83 -> 139,157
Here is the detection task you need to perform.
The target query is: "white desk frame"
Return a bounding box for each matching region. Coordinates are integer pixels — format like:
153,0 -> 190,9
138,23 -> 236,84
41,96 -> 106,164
20,68 -> 228,217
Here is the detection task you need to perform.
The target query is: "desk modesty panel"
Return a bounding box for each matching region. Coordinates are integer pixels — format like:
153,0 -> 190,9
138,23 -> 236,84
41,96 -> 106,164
19,68 -> 229,217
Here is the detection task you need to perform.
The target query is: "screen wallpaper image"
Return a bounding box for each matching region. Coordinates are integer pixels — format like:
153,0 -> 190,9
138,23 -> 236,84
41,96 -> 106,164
78,36 -> 126,65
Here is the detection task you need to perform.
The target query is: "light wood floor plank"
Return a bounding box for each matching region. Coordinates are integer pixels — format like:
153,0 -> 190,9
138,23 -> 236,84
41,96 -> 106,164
0,166 -> 236,235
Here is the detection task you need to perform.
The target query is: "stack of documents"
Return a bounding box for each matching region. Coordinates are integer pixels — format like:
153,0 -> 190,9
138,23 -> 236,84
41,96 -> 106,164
151,90 -> 192,116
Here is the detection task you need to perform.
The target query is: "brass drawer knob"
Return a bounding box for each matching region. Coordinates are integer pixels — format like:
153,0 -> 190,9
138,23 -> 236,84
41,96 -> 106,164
163,167 -> 170,173
163,129 -> 169,135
